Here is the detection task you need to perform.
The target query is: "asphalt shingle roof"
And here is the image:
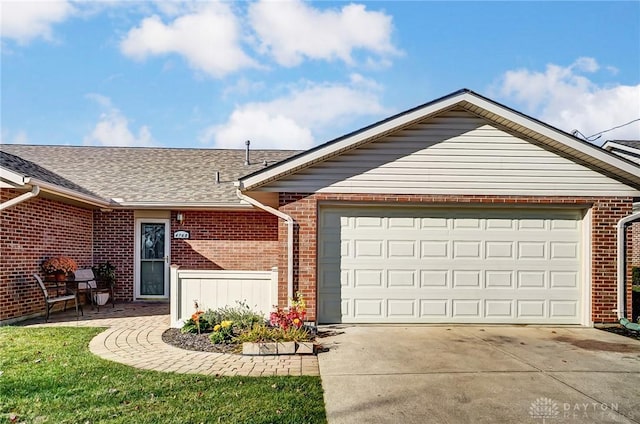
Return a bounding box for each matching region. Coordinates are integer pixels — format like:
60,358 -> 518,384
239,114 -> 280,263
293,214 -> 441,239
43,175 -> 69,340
608,140 -> 640,149
0,145 -> 299,205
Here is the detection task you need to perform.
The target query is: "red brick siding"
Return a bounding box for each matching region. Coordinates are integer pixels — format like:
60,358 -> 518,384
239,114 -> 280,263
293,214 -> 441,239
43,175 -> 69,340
171,210 -> 279,270
93,210 -> 135,301
1,189 -> 93,322
278,193 -> 633,323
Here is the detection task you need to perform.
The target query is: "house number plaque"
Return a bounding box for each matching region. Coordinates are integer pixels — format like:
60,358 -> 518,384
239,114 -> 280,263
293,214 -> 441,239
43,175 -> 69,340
173,230 -> 190,239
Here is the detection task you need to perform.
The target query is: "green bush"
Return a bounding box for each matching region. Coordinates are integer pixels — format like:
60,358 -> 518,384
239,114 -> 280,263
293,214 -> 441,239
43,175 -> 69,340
633,267 -> 640,285
182,301 -> 265,335
202,301 -> 265,331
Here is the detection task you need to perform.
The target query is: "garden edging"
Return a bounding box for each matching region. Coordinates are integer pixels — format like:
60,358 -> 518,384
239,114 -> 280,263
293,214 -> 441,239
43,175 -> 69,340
242,341 -> 316,356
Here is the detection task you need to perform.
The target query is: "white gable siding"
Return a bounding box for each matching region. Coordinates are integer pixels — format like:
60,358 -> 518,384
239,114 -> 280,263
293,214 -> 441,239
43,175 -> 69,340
257,110 -> 639,196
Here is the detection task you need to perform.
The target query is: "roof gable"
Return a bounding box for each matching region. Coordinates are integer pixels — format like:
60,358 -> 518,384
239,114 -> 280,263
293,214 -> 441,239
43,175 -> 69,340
251,109 -> 639,196
239,89 -> 640,192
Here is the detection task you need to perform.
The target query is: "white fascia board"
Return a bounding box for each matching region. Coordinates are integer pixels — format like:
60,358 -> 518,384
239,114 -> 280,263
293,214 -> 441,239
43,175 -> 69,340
0,166 -> 28,186
602,141 -> 640,156
116,201 -> 255,210
239,94 -> 466,190
30,178 -> 111,208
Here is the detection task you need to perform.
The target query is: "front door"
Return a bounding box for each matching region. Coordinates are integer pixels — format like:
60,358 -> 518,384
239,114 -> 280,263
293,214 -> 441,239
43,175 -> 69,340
135,219 -> 170,299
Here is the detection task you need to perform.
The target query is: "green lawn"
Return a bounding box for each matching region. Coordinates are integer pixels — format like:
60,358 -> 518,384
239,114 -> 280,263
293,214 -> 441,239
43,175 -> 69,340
0,327 -> 326,424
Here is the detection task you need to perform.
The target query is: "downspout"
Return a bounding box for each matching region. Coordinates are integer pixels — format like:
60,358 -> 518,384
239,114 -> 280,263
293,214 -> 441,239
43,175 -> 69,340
236,189 -> 294,304
616,210 -> 640,320
0,185 -> 40,211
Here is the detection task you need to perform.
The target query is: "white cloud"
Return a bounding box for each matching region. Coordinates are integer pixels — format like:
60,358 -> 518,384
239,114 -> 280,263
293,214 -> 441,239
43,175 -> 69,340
494,57 -> 640,142
84,94 -> 154,147
248,0 -> 399,67
0,0 -> 75,44
200,76 -> 388,149
201,109 -> 315,150
120,3 -> 257,78
0,129 -> 30,144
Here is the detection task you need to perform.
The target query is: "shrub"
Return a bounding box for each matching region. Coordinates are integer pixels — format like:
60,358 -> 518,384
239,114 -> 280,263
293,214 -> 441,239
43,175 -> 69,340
203,301 -> 265,331
633,267 -> 640,285
181,301 -> 264,335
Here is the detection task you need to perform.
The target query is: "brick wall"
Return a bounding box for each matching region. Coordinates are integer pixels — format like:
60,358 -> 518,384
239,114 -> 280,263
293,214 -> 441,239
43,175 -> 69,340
1,189 -> 93,323
91,210 -> 279,303
278,193 -> 633,323
93,210 -> 135,301
171,210 -> 279,271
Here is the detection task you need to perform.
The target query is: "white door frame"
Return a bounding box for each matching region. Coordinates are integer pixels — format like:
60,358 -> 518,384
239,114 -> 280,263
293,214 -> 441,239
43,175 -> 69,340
134,218 -> 171,300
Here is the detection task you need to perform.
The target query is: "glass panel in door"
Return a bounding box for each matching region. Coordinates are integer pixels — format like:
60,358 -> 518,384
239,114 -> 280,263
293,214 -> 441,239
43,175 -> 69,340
140,223 -> 166,296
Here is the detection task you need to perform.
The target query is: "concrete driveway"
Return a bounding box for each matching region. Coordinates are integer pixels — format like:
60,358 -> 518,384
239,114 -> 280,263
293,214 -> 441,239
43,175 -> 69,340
317,326 -> 640,424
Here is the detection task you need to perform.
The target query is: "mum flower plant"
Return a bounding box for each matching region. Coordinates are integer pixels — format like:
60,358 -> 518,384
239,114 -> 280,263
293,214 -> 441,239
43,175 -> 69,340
41,256 -> 78,275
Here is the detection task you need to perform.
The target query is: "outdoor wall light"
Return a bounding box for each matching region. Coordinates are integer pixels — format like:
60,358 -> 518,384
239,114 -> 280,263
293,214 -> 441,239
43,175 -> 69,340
176,212 -> 185,224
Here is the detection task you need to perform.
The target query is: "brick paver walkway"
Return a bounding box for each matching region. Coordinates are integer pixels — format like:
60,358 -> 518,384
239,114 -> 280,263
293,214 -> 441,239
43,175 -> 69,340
23,302 -> 319,377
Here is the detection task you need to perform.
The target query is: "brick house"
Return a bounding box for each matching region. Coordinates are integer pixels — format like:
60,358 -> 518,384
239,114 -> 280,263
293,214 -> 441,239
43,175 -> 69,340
0,147 -> 296,324
2,89 -> 640,325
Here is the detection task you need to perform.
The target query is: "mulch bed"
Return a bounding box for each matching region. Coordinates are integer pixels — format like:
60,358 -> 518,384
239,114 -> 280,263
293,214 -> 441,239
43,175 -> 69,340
599,325 -> 640,341
161,328 -> 241,354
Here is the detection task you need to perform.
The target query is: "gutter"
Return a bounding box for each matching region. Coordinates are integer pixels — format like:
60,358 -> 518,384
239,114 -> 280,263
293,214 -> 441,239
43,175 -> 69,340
236,189 -> 294,304
29,178 -> 111,208
0,185 -> 40,211
115,201 -> 256,210
616,210 -> 640,319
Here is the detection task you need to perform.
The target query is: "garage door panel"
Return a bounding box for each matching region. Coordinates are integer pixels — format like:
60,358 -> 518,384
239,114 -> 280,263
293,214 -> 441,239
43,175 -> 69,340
452,270 -> 481,287
354,269 -> 383,287
318,207 -> 584,324
388,240 -> 417,258
388,270 -> 417,287
387,299 -> 416,317
517,300 -> 546,318
550,271 -> 578,288
452,300 -> 481,317
453,241 -> 482,258
485,300 -> 513,318
420,299 -> 448,317
485,271 -> 513,288
550,242 -> 579,259
550,300 -> 578,318
354,299 -> 384,317
421,270 -> 448,287
486,241 -> 514,258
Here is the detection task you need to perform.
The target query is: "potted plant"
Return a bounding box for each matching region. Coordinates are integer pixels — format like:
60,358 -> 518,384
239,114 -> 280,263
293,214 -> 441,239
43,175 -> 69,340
92,261 -> 116,285
41,256 -> 78,281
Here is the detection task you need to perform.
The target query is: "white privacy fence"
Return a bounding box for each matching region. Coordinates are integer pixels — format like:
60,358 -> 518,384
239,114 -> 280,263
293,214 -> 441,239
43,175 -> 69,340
170,266 -> 278,328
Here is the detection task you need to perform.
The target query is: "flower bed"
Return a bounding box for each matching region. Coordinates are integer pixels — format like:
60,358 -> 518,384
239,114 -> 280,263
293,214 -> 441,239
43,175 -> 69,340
176,296 -> 316,355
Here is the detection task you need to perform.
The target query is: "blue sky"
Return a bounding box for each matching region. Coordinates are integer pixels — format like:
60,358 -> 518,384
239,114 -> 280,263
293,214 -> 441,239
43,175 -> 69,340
1,1 -> 639,150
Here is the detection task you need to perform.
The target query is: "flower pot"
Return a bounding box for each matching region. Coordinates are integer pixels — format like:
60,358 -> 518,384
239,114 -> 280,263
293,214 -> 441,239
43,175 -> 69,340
94,293 -> 109,306
50,272 -> 67,282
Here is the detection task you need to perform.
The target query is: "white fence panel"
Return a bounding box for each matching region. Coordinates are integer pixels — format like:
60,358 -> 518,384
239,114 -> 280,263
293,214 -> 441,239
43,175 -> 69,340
170,266 -> 278,328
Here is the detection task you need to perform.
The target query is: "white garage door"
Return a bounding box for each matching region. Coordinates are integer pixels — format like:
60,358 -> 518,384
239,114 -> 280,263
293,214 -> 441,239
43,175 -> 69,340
318,207 -> 585,324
